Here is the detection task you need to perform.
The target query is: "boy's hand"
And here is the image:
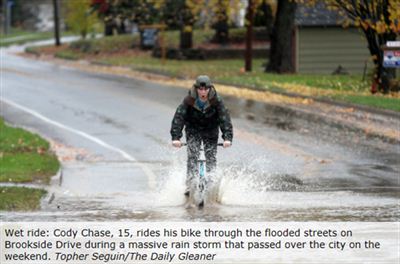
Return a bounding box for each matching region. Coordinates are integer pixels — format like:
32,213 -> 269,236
172,140 -> 182,148
223,140 -> 232,148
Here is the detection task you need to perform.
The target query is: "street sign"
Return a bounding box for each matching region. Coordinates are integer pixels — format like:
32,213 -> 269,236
387,41 -> 400,47
383,50 -> 400,68
142,28 -> 158,48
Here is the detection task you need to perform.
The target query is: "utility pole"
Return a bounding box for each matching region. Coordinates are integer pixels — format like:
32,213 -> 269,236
245,0 -> 254,72
2,0 -> 6,35
2,0 -> 14,35
53,0 -> 61,46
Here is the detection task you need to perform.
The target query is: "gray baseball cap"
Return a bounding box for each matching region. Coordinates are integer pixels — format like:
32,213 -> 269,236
194,75 -> 212,87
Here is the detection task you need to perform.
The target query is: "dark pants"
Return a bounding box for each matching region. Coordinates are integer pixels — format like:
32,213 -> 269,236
185,129 -> 218,187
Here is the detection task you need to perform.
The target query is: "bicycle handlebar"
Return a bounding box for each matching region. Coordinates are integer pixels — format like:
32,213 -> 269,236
181,143 -> 224,146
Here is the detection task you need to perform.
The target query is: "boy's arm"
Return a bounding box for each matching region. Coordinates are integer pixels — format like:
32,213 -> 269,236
170,103 -> 187,141
217,97 -> 233,142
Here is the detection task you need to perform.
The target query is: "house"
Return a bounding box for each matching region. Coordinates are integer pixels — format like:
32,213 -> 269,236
294,2 -> 374,75
1,0 -> 57,32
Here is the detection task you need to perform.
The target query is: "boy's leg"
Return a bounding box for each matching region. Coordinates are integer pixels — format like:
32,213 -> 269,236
203,132 -> 218,175
203,132 -> 219,202
186,132 -> 201,195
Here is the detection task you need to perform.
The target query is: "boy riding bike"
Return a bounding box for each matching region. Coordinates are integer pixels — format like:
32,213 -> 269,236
170,75 -> 233,197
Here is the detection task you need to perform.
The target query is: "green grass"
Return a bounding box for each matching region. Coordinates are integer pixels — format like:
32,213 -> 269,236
55,50 -> 80,60
0,187 -> 47,211
332,94 -> 400,112
70,34 -> 139,53
0,28 -> 73,47
0,153 -> 60,183
0,29 -> 53,47
0,117 -> 59,211
0,118 -> 60,183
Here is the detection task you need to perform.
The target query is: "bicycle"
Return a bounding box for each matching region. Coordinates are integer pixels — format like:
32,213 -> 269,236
182,142 -> 224,208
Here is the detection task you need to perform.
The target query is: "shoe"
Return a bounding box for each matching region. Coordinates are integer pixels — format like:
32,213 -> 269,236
198,200 -> 204,208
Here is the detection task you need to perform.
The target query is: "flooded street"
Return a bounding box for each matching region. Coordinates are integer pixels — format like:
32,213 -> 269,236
1,46 -> 399,222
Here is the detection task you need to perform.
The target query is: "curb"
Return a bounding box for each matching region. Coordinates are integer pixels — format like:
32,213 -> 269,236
0,168 -> 63,209
42,167 -> 63,206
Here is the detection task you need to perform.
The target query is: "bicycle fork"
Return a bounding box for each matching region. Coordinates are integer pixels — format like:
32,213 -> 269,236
196,149 -> 207,207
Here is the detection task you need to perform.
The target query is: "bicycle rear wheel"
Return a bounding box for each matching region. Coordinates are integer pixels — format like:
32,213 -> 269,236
190,160 -> 207,208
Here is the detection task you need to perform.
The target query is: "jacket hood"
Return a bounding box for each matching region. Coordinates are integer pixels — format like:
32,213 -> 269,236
188,85 -> 217,100
186,85 -> 217,112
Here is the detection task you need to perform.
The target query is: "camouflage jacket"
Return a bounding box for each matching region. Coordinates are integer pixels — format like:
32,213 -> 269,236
170,86 -> 233,141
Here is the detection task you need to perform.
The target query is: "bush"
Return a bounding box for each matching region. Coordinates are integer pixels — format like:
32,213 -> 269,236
65,0 -> 99,39
70,39 -> 96,53
55,50 -> 80,60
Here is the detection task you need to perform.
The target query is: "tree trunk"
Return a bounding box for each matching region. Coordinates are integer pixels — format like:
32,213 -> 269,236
180,27 -> 193,50
213,1 -> 229,45
53,0 -> 61,46
213,19 -> 229,45
245,0 -> 255,72
266,0 -> 296,73
362,27 -> 397,94
104,20 -> 114,36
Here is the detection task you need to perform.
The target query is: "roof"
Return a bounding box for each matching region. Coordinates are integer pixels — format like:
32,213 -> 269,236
295,2 -> 345,26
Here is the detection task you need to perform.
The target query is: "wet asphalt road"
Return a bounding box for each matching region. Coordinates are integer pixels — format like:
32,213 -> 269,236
1,45 -> 399,221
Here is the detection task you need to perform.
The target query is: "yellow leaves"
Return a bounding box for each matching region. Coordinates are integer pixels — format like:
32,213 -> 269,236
302,98 -> 313,105
36,147 -> 46,155
353,18 -> 361,27
389,22 -> 400,33
360,20 -> 370,31
183,25 -> 193,33
342,19 -> 351,28
337,107 -> 354,113
388,1 -> 400,21
375,21 -> 387,34
65,0 -> 98,38
322,1 -> 398,35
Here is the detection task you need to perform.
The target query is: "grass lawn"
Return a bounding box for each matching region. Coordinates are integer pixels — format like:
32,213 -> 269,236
0,28 -> 73,47
0,117 -> 60,211
27,32 -> 400,112
0,187 -> 46,211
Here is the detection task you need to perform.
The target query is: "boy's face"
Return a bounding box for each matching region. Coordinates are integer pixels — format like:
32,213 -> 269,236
197,85 -> 210,100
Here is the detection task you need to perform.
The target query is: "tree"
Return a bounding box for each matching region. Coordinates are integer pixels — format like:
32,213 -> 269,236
211,0 -> 230,45
266,0 -> 297,73
91,0 -> 137,36
177,0 -> 196,49
325,0 -> 400,93
53,0 -> 61,46
245,0 -> 256,71
65,0 -> 98,39
254,0 -> 274,36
